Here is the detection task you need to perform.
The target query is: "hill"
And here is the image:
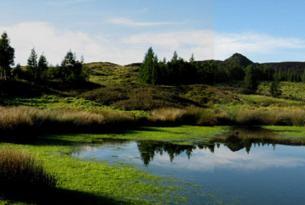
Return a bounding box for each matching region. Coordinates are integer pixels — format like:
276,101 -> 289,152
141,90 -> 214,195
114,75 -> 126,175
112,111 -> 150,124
224,53 -> 253,67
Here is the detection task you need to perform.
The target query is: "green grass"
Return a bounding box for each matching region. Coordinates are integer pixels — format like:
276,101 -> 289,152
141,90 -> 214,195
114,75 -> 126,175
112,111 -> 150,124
0,143 -> 182,204
258,81 -> 305,101
44,126 -> 228,145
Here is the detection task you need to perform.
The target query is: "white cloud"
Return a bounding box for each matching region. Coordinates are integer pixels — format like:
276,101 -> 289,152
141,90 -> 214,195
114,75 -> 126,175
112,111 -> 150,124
108,17 -> 183,27
124,31 -> 305,61
0,21 -> 305,65
0,22 -> 143,65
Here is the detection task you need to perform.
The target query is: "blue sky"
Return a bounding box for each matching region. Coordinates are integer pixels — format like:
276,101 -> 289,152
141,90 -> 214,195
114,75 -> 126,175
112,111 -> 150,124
0,0 -> 304,64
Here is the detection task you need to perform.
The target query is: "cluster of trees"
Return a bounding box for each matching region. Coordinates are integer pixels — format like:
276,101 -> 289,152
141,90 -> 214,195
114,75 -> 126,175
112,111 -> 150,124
140,48 -> 202,85
0,32 -> 87,84
140,48 -> 284,94
140,48 -> 254,86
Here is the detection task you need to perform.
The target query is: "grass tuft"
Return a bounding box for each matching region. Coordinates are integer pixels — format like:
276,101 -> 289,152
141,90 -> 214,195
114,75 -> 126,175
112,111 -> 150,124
0,148 -> 56,198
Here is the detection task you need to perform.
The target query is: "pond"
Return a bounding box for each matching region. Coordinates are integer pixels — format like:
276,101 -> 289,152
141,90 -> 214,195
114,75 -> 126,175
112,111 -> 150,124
72,138 -> 305,205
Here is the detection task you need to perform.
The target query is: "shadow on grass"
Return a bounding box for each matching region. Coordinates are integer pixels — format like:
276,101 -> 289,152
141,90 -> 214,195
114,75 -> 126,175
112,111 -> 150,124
2,187 -> 126,205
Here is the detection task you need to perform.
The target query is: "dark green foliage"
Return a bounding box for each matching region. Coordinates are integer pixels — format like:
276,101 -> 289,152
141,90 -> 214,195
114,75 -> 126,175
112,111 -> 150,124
145,51 -> 199,85
140,49 -> 254,85
301,70 -> 305,82
243,64 -> 259,93
12,64 -> 22,79
0,80 -> 43,99
27,48 -> 39,80
0,32 -> 15,80
139,49 -> 305,86
140,47 -> 160,85
38,54 -> 48,80
224,53 -> 253,68
26,49 -> 49,82
57,51 -> 88,83
270,74 -> 282,97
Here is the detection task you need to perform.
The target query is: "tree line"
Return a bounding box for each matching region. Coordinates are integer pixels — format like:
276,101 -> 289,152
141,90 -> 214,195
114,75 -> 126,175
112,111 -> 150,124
0,32 -> 87,84
140,48 -> 297,94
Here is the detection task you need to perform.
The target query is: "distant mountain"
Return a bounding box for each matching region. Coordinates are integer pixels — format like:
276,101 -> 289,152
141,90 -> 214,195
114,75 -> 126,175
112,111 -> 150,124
224,53 -> 253,68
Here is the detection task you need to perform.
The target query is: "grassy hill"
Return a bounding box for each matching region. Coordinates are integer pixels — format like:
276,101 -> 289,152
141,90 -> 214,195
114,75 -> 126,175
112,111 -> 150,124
2,60 -> 305,138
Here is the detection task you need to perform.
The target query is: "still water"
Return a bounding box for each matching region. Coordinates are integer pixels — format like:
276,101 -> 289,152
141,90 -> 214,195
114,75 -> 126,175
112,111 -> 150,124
73,139 -> 305,205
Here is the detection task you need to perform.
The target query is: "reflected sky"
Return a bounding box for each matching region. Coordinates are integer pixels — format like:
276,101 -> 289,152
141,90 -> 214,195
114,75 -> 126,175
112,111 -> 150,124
73,140 -> 305,205
74,142 -> 305,171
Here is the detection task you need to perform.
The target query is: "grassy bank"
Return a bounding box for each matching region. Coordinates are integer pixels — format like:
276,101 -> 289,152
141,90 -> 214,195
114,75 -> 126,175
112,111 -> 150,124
0,142 -> 184,204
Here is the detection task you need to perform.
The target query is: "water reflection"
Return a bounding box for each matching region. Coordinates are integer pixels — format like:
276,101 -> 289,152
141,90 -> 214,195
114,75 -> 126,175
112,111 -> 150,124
72,130 -> 305,205
73,138 -> 284,166
137,139 -> 278,166
138,142 -> 194,165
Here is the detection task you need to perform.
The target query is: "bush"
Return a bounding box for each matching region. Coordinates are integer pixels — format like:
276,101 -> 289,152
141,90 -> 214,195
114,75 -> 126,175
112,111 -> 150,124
0,148 -> 56,196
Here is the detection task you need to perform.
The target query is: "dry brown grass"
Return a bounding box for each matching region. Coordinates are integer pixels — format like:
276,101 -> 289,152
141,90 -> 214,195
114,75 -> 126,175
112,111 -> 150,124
150,107 -> 234,126
1,105 -> 305,139
235,107 -> 305,125
150,106 -> 305,126
0,106 -> 137,137
150,108 -> 188,122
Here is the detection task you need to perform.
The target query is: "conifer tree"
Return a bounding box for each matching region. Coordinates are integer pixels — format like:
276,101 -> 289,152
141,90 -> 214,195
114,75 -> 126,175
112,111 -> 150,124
0,32 -> 15,79
140,47 -> 159,84
243,64 -> 259,93
171,51 -> 178,62
60,51 -> 87,83
270,74 -> 282,97
27,48 -> 38,81
37,54 -> 48,81
190,54 -> 195,63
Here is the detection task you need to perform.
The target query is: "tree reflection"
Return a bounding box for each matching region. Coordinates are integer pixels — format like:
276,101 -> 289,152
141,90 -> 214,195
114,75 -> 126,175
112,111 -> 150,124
136,138 -> 277,166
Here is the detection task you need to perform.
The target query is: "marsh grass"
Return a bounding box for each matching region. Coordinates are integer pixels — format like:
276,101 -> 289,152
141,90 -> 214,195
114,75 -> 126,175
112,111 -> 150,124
1,104 -> 305,140
150,106 -> 305,126
235,107 -> 305,125
0,148 -> 56,198
0,106 -> 139,138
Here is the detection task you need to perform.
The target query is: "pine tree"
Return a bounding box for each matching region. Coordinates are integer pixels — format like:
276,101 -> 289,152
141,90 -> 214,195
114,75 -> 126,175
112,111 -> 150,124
37,54 -> 48,81
140,47 -> 158,84
243,65 -> 259,93
60,51 -> 87,83
189,54 -> 195,63
171,51 -> 178,63
27,48 -> 38,81
0,32 -> 15,79
151,55 -> 159,85
270,74 -> 282,97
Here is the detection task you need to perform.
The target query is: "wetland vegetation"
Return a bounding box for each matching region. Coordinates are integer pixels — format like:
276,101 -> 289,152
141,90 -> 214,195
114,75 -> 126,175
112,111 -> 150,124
1,32 -> 305,204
